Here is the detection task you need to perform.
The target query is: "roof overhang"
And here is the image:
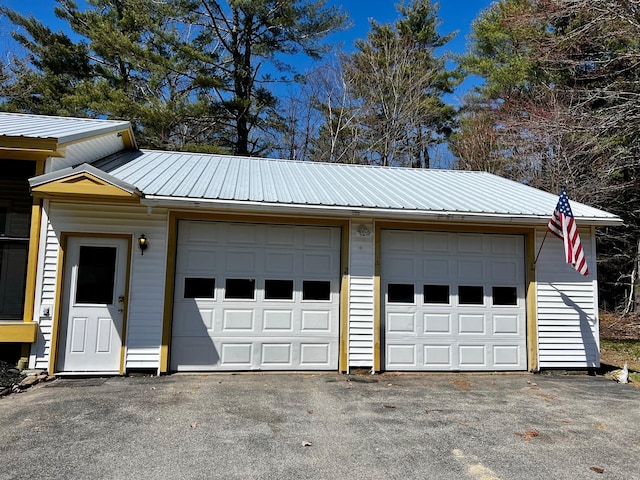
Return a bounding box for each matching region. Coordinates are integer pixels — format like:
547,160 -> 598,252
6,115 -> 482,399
0,124 -> 136,161
30,163 -> 141,202
141,195 -> 623,227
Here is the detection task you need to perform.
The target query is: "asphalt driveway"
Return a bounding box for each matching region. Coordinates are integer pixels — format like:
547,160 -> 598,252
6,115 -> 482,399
0,372 -> 638,480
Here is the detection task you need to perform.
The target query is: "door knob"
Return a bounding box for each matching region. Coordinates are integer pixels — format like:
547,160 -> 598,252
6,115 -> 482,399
118,296 -> 125,304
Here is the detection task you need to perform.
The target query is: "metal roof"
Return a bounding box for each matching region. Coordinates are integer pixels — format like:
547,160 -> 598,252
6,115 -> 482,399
0,112 -> 132,145
91,150 -> 620,224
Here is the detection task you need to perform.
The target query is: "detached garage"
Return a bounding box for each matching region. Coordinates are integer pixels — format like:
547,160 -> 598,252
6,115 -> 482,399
7,113 -> 621,375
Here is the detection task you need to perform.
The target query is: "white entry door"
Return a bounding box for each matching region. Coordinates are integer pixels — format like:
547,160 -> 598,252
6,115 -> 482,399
58,237 -> 129,373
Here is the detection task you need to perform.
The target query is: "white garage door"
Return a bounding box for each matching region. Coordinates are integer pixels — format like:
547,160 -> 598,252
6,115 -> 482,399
382,230 -> 526,371
171,221 -> 341,371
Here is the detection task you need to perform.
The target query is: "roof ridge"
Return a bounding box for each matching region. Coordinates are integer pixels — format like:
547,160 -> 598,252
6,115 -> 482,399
138,149 -> 488,174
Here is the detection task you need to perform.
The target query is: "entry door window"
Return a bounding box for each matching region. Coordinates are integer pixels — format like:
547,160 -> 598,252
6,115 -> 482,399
75,246 -> 117,304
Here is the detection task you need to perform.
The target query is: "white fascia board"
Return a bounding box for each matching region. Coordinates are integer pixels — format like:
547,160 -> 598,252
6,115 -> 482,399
141,195 -> 623,227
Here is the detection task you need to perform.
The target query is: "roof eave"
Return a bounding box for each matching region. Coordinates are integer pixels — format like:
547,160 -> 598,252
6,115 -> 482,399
141,195 -> 623,227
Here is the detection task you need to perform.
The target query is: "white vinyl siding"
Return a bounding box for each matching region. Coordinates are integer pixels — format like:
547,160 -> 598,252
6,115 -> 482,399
536,227 -> 599,369
46,134 -> 126,173
348,220 -> 375,368
30,202 -> 168,371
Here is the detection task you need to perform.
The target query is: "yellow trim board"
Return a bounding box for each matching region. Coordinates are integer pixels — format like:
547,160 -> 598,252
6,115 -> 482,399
526,232 -> 538,372
339,222 -> 350,373
0,322 -> 37,343
373,222 -> 382,372
32,172 -> 138,199
23,161 -> 45,324
0,136 -> 58,152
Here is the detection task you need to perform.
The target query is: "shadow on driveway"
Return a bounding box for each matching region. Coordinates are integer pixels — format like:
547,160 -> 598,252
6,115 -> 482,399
1,373 -> 638,479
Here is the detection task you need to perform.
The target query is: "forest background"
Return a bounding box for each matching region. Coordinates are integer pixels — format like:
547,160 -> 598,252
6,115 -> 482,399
0,0 -> 639,314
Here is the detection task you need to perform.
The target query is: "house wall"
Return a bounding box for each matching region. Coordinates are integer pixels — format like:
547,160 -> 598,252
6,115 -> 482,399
46,134 -> 126,173
30,201 -> 168,371
28,202 -> 602,373
348,220 -> 375,368
535,226 -> 599,369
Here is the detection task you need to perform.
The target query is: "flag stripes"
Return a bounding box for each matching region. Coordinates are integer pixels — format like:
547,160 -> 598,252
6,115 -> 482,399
547,188 -> 589,276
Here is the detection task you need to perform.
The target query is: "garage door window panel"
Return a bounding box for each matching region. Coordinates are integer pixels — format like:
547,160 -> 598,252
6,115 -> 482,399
302,280 -> 331,301
184,277 -> 216,299
492,286 -> 518,306
423,285 -> 450,304
264,279 -> 294,300
458,286 -> 484,305
388,284 -> 414,304
225,278 -> 256,300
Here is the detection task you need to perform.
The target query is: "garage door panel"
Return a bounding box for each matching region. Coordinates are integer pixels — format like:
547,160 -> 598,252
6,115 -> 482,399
172,221 -> 340,371
265,252 -> 295,273
228,223 -> 259,243
171,337 -> 219,370
493,315 -> 520,334
457,234 -> 485,253
385,231 -> 415,251
184,250 -> 217,271
301,310 -> 331,331
459,314 -> 485,334
184,222 -> 221,243
225,251 -> 256,272
458,259 -> 484,282
387,313 -> 416,334
459,345 -> 487,367
424,345 -> 452,367
491,260 -> 520,282
303,253 -> 333,274
387,344 -> 416,366
261,343 -> 292,365
303,227 -> 335,247
423,258 -> 452,280
263,310 -> 293,331
222,310 -> 254,330
172,305 -> 215,335
423,232 -> 450,252
383,230 -> 526,372
493,345 -> 522,367
221,342 -> 253,366
491,236 -> 519,254
266,225 -> 296,245
300,343 -> 332,367
424,314 -> 451,334
385,257 -> 415,278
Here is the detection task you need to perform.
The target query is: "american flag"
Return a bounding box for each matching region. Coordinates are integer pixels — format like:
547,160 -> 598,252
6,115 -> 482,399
547,188 -> 589,276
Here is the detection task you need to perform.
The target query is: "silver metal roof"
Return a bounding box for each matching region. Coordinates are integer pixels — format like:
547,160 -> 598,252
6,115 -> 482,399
0,112 -> 132,145
91,150 -> 619,224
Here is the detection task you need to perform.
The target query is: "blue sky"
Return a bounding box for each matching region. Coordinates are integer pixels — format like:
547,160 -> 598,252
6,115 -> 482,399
0,1 -> 493,165
0,1 -> 493,99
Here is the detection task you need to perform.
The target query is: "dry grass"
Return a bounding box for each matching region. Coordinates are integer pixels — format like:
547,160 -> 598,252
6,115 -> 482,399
600,312 -> 640,382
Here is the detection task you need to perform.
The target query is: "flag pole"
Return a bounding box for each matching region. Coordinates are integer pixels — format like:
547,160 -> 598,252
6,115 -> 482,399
533,229 -> 549,267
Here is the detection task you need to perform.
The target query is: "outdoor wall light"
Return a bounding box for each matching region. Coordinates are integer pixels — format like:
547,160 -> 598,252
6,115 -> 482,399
357,224 -> 372,237
138,234 -> 148,255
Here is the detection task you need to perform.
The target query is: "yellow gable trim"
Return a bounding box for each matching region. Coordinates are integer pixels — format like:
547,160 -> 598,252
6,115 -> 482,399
32,172 -> 138,199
